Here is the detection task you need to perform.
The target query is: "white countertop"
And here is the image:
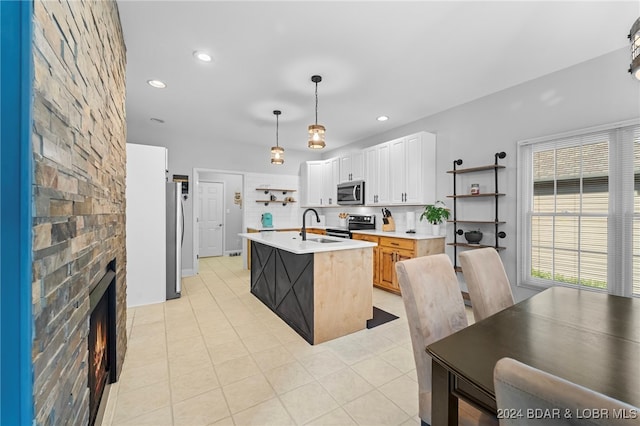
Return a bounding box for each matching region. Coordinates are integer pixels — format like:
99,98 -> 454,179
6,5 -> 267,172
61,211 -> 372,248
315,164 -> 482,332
239,231 -> 377,254
351,230 -> 445,240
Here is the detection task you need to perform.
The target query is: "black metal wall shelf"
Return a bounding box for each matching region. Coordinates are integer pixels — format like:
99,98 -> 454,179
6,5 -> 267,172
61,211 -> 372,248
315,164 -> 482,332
449,152 -> 507,271
255,188 -> 297,206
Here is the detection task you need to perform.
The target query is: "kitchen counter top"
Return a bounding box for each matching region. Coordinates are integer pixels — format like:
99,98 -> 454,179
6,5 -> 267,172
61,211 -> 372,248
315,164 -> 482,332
247,226 -> 301,231
247,225 -> 340,232
351,230 -> 445,240
239,231 -> 376,254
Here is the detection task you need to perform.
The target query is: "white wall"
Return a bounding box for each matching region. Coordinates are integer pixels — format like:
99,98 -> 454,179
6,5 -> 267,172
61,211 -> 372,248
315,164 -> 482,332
243,173 -> 301,229
323,47 -> 640,301
125,144 -> 167,307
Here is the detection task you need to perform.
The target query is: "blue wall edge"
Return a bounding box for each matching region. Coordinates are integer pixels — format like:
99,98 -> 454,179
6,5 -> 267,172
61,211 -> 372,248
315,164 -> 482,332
1,0 -> 34,424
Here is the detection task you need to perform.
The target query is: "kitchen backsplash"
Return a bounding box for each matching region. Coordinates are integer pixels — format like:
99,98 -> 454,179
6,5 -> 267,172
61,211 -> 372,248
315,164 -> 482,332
244,172 -> 302,229
320,204 -> 447,235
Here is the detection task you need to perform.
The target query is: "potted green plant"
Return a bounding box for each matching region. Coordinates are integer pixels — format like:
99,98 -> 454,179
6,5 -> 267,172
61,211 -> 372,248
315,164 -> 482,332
420,201 -> 450,235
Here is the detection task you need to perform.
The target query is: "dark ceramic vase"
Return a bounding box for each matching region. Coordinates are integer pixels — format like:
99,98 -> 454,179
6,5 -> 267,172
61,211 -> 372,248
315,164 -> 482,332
464,230 -> 483,244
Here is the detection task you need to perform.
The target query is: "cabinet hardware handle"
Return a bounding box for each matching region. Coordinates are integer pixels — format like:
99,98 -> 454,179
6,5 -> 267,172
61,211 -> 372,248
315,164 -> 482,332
391,242 -> 399,246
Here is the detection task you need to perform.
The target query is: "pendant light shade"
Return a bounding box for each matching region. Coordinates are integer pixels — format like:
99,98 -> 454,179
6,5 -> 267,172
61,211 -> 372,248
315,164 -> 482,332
629,17 -> 640,80
271,110 -> 284,165
308,75 -> 326,149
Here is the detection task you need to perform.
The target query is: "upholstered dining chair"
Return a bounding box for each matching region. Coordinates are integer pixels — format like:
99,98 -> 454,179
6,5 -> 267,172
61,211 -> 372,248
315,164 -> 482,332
494,357 -> 639,426
459,248 -> 514,322
396,254 -> 498,426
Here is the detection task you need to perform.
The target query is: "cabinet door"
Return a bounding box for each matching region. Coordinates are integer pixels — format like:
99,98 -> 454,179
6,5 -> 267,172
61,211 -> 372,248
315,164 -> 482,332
389,137 -> 406,204
303,161 -> 324,206
339,152 -> 364,182
404,134 -> 423,204
393,249 -> 414,290
364,147 -> 378,204
339,155 -> 352,183
405,132 -> 436,205
376,143 -> 391,205
379,246 -> 413,293
322,158 -> 339,206
351,151 -> 364,181
379,247 -> 397,290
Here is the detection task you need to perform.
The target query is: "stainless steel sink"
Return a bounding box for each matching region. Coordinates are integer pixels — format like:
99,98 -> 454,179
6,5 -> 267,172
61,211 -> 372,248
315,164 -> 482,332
307,238 -> 342,244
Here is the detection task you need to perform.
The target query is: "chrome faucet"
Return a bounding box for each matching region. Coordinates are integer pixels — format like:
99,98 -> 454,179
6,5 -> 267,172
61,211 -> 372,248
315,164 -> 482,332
301,208 -> 320,241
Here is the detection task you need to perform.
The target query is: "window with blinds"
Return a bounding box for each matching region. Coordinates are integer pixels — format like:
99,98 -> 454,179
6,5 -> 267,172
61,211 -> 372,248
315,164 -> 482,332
518,120 -> 640,297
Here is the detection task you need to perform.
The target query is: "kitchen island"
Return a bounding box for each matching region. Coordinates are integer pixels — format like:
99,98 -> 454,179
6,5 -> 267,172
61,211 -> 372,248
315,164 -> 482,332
239,231 -> 377,344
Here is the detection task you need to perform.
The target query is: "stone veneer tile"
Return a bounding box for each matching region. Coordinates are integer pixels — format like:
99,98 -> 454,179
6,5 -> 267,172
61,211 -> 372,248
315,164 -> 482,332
31,0 -> 127,424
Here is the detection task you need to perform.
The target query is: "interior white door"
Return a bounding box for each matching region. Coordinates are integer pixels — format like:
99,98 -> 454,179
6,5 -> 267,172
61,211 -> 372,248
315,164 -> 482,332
199,182 -> 224,257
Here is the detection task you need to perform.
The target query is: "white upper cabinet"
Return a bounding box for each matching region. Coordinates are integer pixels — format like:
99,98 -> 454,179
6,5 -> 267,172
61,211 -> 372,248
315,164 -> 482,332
300,160 -> 324,207
301,131 -> 435,207
339,151 -> 364,183
322,157 -> 340,206
364,142 -> 390,205
301,158 -> 339,207
389,131 -> 436,205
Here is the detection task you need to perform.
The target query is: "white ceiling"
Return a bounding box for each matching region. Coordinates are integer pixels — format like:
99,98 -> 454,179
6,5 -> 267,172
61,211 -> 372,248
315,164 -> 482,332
118,1 -> 638,153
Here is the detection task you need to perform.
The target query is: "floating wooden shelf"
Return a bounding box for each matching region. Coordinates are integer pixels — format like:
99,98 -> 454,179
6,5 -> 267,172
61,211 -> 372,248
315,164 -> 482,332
448,220 -> 506,224
448,242 -> 506,250
256,188 -> 296,194
447,193 -> 505,198
447,164 -> 505,174
256,200 -> 297,206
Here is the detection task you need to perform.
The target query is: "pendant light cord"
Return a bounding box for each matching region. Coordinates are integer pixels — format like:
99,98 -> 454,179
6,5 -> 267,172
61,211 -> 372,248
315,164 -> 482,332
315,82 -> 319,125
276,113 -> 279,148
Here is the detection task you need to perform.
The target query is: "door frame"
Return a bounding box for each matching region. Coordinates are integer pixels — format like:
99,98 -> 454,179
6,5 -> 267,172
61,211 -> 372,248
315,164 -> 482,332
1,0 -> 34,423
192,168 -> 245,275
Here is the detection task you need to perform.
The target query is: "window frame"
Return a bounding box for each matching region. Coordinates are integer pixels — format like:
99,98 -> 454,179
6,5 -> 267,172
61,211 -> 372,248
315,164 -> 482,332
517,119 -> 640,297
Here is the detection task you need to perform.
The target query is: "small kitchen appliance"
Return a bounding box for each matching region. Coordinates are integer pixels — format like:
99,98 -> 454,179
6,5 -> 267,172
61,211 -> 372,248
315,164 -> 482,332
261,213 -> 273,228
406,212 -> 416,233
326,214 -> 375,238
337,180 -> 365,205
381,208 -> 395,232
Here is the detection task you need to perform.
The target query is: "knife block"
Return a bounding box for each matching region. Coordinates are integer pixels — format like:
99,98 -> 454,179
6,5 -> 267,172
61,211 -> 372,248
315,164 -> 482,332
382,217 -> 396,232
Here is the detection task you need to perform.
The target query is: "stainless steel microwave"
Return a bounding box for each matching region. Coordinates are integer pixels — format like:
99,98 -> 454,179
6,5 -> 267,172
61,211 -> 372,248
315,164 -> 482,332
337,180 -> 365,205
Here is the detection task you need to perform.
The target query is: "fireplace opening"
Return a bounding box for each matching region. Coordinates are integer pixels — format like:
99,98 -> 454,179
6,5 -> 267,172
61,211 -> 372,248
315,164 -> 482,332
88,259 -> 117,426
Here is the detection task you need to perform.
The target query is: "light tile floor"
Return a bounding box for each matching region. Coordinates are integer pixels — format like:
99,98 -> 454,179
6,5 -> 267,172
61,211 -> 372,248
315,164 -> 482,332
101,256 -> 474,426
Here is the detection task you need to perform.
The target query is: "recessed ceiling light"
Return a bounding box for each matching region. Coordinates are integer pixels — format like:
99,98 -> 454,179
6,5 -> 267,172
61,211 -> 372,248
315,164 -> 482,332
147,79 -> 166,89
150,118 -> 165,124
377,115 -> 389,122
193,51 -> 212,62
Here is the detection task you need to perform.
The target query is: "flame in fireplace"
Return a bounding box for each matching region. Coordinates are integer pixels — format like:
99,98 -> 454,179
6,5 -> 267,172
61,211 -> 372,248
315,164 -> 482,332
93,320 -> 107,376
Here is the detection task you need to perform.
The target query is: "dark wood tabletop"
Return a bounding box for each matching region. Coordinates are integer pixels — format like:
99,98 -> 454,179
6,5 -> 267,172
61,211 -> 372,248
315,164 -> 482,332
426,286 -> 640,425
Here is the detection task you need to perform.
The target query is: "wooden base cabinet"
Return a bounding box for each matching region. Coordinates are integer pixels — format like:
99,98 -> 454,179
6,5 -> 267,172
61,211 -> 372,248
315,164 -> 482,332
352,234 -> 445,295
379,246 -> 413,293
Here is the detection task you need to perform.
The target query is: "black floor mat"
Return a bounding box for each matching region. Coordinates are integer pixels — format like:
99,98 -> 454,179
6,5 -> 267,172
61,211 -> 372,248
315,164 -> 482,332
366,306 -> 399,329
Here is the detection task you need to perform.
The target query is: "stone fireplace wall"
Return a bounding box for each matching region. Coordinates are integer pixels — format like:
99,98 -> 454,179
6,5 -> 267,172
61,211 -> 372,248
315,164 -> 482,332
31,1 -> 127,424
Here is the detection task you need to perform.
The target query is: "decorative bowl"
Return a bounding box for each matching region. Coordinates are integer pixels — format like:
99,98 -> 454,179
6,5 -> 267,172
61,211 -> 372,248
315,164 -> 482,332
464,230 -> 483,244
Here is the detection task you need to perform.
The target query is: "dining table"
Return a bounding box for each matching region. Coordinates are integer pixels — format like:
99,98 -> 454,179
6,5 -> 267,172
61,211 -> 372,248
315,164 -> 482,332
426,286 -> 640,426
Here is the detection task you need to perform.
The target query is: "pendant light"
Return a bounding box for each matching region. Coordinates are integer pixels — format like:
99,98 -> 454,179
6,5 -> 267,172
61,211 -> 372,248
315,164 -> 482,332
308,75 -> 326,149
629,17 -> 640,80
271,110 -> 284,165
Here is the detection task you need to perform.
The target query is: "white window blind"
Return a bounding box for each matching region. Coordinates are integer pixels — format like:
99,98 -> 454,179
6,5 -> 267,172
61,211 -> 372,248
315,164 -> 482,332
518,120 -> 640,297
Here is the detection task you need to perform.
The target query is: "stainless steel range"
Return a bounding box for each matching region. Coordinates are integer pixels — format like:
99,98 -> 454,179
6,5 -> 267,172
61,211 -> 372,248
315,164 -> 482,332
326,214 -> 375,239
